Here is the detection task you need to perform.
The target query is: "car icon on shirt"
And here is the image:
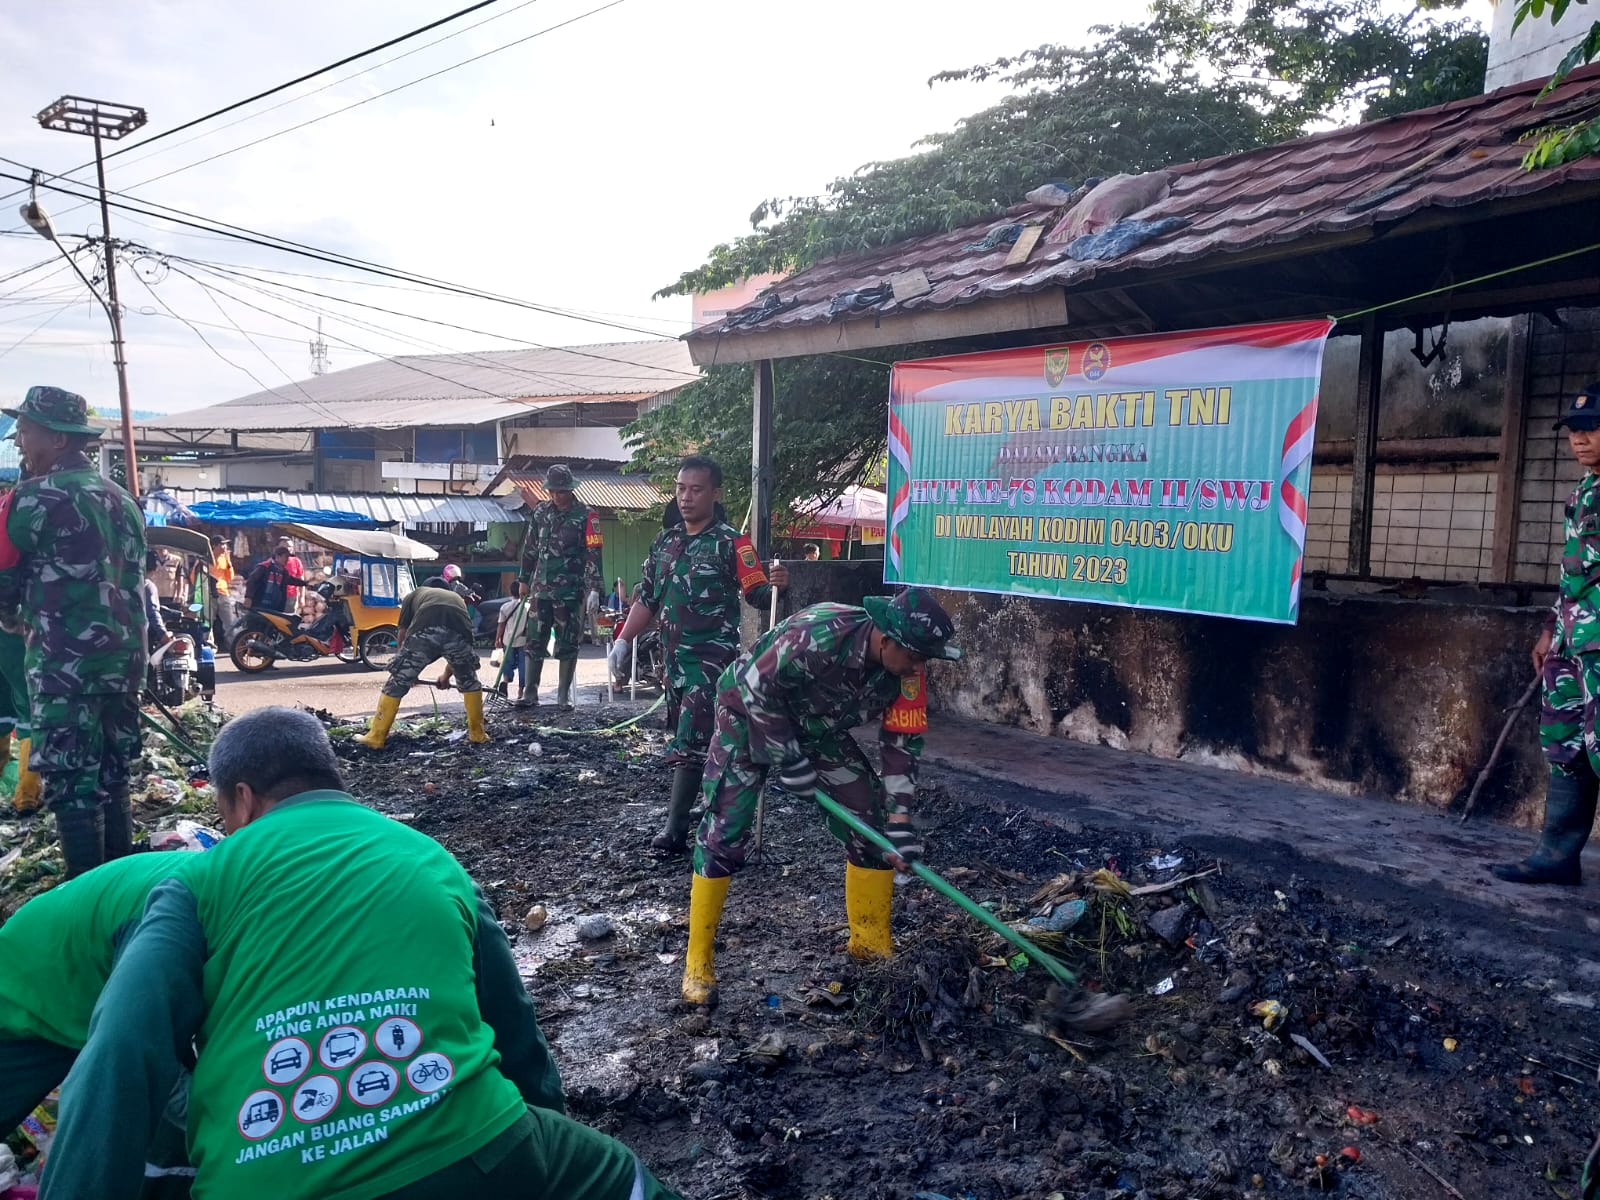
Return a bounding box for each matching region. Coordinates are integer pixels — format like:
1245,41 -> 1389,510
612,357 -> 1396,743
354,1068 -> 391,1098
269,1047 -> 303,1074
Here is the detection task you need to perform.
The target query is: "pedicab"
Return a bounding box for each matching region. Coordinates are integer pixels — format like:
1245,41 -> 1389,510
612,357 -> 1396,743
229,523 -> 438,673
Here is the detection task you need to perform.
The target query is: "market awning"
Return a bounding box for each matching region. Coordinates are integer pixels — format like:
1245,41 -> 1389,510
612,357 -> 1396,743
273,524 -> 440,562
167,499 -> 383,529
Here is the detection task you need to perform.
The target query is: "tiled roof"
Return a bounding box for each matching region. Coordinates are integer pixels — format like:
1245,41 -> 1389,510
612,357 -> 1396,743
690,66 -> 1600,345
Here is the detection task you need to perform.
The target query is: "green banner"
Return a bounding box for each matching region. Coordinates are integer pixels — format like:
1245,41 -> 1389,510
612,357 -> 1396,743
886,320 -> 1333,624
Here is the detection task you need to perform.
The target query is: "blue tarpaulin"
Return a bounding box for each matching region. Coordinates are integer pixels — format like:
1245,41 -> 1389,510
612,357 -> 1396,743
177,500 -> 385,529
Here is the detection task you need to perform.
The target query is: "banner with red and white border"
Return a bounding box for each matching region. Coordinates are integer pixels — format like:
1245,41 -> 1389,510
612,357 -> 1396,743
886,319 -> 1333,624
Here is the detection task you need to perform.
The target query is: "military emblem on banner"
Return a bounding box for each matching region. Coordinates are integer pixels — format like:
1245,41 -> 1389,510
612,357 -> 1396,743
1083,342 -> 1112,381
1044,348 -> 1070,387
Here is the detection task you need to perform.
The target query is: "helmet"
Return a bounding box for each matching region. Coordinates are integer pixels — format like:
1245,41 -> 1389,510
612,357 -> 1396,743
442,564 -> 462,581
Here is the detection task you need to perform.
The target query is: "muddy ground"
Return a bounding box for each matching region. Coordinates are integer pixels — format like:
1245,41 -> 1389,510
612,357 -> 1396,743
330,704 -> 1598,1200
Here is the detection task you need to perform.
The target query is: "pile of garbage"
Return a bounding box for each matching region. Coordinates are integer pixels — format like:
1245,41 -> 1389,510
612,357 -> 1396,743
0,703 -> 224,914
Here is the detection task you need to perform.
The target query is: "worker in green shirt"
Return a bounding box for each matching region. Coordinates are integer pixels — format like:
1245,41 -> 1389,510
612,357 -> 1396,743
42,707 -> 680,1200
0,852 -> 199,1135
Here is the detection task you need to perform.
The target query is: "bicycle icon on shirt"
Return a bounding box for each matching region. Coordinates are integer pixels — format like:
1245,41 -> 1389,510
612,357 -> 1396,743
410,1058 -> 450,1086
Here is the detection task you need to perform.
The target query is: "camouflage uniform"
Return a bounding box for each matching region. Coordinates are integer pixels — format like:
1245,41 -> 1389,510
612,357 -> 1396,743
521,488 -> 603,668
638,520 -> 772,766
693,603 -> 930,878
1540,469 -> 1600,779
383,587 -> 482,699
0,454 -> 145,817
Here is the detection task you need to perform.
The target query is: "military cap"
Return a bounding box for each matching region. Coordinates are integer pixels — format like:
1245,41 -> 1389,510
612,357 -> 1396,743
1554,383 -> 1600,432
3,385 -> 101,435
864,587 -> 962,661
544,463 -> 575,491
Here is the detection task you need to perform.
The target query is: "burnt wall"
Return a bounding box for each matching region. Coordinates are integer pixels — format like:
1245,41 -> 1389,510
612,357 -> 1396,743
774,561 -> 1548,825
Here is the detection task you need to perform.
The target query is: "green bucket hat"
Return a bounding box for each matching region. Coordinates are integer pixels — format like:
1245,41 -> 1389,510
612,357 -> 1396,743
544,463 -> 575,491
863,588 -> 961,661
3,385 -> 101,436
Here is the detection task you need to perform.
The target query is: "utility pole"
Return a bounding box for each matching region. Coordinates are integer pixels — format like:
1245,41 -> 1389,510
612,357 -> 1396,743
35,96 -> 147,497
309,317 -> 330,376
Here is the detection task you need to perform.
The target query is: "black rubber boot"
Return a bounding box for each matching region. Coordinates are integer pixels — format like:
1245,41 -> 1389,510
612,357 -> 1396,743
556,658 -> 577,711
102,791 -> 135,859
651,765 -> 703,857
1491,772 -> 1598,885
56,805 -> 106,879
518,660 -> 544,708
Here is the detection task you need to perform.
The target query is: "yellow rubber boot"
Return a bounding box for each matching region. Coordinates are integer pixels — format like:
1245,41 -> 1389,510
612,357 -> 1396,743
682,872 -> 731,1006
845,862 -> 895,960
12,737 -> 41,815
463,691 -> 490,744
356,695 -> 401,750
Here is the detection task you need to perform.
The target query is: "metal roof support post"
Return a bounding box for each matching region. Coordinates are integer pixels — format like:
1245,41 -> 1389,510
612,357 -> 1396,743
1491,314 -> 1532,583
1348,315 -> 1383,575
752,359 -> 775,563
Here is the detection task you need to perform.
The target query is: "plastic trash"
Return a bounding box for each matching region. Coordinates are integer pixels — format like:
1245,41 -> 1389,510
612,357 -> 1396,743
1249,999 -> 1286,1029
149,819 -> 222,852
1027,899 -> 1087,932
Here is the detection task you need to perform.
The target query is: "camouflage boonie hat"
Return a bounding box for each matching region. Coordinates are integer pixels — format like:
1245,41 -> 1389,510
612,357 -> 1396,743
544,463 -> 575,490
863,588 -> 961,661
3,385 -> 101,435
1554,383 -> 1600,432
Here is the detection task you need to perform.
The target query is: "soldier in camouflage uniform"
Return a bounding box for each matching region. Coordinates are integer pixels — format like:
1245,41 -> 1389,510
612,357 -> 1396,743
609,456 -> 789,855
357,577 -> 489,749
0,387 -> 146,877
1495,383 -> 1600,885
681,588 -> 961,1006
521,463 -> 603,710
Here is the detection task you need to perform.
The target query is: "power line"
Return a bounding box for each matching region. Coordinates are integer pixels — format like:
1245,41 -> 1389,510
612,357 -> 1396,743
132,270 -> 283,397
0,167 -> 701,377
0,0 -> 510,208
1,0 -> 628,230
168,264 -> 543,404
182,258 -> 687,384
0,301 -> 82,361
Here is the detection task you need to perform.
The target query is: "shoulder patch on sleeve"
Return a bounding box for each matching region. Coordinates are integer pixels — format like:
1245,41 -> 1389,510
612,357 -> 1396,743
0,492 -> 20,570
585,510 -> 604,548
733,535 -> 767,593
883,671 -> 928,734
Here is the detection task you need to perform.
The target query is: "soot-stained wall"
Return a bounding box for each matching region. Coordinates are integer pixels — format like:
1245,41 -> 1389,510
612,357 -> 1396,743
774,562 -> 1548,825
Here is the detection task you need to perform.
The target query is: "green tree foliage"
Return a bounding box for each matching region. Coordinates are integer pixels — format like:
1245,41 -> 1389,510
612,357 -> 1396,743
1516,0 -> 1600,167
626,352 -> 911,527
630,2 -> 1486,513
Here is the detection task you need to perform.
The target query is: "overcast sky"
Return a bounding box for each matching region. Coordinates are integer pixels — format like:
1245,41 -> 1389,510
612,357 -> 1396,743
0,0 -> 1492,414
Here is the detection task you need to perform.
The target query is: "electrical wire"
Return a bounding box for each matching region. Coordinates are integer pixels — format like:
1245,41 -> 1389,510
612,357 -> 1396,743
133,271 -> 284,397
118,0 -> 631,194
182,258 -> 687,385
0,301 -> 83,361
0,167 -> 701,377
0,0 -> 511,208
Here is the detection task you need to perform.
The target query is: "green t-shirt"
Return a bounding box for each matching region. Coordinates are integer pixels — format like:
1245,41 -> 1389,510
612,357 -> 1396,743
398,587 -> 473,639
0,852 -> 198,1047
184,792 -> 526,1199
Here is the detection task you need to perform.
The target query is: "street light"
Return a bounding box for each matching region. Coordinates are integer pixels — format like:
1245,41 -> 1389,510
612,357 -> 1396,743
32,95 -> 147,497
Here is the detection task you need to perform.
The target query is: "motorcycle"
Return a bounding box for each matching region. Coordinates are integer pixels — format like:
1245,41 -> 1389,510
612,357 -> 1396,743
229,580 -> 365,673
150,601 -> 217,705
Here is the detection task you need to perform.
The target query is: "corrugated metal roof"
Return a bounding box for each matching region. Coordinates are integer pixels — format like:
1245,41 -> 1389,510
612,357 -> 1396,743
158,489 -> 520,528
507,471 -> 665,512
138,340 -> 699,432
690,66 -> 1600,345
